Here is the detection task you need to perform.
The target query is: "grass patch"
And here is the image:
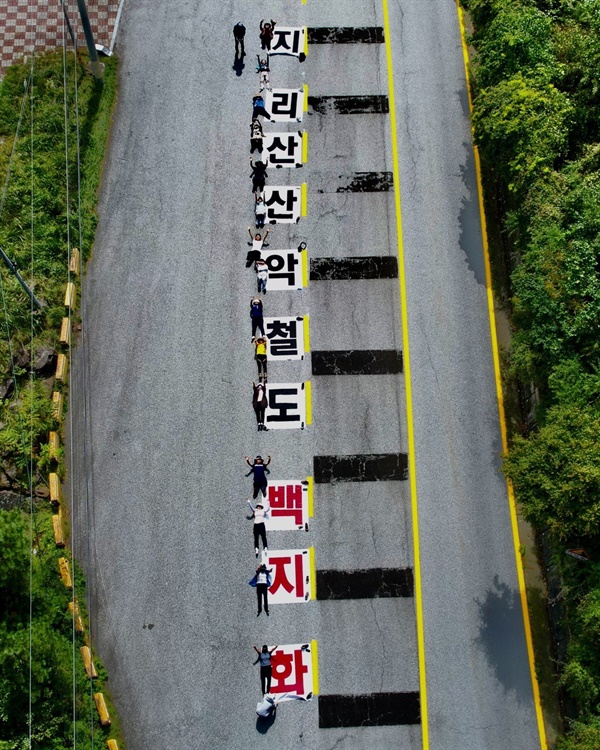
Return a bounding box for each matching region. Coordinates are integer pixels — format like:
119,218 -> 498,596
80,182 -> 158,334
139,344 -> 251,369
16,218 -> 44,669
0,50 -> 122,748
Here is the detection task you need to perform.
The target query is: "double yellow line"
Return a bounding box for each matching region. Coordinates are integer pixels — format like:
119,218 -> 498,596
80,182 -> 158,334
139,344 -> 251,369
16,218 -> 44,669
383,0 -> 548,748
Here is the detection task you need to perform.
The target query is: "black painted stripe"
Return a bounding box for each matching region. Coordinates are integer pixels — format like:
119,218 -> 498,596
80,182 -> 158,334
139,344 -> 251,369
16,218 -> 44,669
310,256 -> 398,280
307,27 -> 385,44
338,172 -> 393,193
319,693 -> 421,727
308,95 -> 389,115
314,454 -> 408,483
312,172 -> 393,194
317,568 -> 414,599
312,350 -> 403,375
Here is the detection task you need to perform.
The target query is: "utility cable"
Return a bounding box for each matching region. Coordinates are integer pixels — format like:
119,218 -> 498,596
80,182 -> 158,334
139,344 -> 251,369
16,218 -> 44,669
59,6 -> 77,747
28,47 -> 35,750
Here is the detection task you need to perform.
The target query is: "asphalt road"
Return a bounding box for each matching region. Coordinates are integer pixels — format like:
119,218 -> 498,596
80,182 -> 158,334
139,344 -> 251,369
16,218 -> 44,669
70,1 -> 543,748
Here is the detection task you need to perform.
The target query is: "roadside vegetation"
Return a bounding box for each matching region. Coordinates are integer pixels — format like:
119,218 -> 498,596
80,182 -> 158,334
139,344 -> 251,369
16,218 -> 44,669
461,0 -> 600,746
0,51 -> 120,748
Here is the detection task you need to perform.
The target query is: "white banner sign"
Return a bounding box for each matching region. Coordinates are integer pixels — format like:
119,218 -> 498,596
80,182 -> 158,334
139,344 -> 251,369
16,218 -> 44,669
266,88 -> 304,122
265,383 -> 307,429
265,548 -> 313,603
270,641 -> 317,700
266,481 -> 310,530
265,316 -> 306,361
269,27 -> 306,58
262,249 -> 306,291
264,186 -> 302,224
264,132 -> 304,168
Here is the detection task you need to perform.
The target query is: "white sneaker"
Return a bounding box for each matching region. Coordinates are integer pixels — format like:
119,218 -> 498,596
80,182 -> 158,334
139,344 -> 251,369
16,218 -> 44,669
255,547 -> 259,557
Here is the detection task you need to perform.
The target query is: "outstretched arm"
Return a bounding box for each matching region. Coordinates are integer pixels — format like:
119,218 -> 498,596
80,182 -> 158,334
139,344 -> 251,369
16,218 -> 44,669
269,645 -> 278,654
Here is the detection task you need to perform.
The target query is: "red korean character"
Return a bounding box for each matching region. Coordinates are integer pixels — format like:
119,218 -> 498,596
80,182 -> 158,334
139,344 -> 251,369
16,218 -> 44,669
271,648 -> 309,695
269,553 -> 305,598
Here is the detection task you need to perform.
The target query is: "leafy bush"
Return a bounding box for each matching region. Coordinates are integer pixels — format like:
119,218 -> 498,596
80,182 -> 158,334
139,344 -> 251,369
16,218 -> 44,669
463,0 -> 600,741
473,73 -> 573,195
471,5 -> 555,89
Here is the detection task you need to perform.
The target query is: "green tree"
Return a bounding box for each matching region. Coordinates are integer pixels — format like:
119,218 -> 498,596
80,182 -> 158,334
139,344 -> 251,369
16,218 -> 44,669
509,157 -> 600,380
472,5 -> 555,90
556,717 -> 600,750
461,0 -> 521,31
0,509 -> 29,617
473,73 -> 573,195
503,404 -> 600,540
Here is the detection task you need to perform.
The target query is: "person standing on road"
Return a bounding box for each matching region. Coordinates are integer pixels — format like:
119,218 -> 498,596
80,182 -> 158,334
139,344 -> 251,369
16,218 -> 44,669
253,336 -> 268,380
252,381 -> 268,431
249,562 -> 273,615
252,93 -> 271,120
233,22 -> 246,58
255,259 -> 269,294
245,454 -> 271,499
254,644 -> 278,694
259,19 -> 276,51
250,296 -> 265,338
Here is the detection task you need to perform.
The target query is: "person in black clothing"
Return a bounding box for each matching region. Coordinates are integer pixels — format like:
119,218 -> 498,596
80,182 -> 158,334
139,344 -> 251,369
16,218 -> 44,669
233,22 -> 246,58
254,644 -> 278,694
250,563 -> 273,616
252,93 -> 271,120
252,381 -> 268,432
250,118 -> 264,154
245,454 -> 271,499
250,296 -> 265,338
250,157 -> 268,193
259,19 -> 276,51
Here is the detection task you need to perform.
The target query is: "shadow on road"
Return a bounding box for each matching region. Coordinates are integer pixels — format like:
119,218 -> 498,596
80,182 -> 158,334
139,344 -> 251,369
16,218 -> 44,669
255,714 -> 276,734
475,574 -> 533,705
232,54 -> 245,77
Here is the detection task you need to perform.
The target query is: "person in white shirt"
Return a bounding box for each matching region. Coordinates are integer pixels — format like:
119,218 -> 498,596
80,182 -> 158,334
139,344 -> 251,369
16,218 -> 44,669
255,259 -> 269,294
246,497 -> 270,556
250,562 -> 273,616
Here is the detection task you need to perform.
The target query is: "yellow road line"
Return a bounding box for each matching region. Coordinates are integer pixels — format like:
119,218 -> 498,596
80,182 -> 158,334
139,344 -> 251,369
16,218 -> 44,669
302,130 -> 308,164
301,182 -> 308,216
303,83 -> 309,112
307,475 -> 314,517
311,639 -> 319,694
305,380 -> 312,425
309,546 -> 316,600
301,245 -> 309,287
303,26 -> 309,56
455,3 -> 548,748
304,313 -> 310,353
381,0 -> 429,745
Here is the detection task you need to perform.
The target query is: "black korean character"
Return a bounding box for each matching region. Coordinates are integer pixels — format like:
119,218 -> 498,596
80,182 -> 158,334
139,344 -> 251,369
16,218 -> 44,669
270,339 -> 299,357
272,28 -> 301,55
271,91 -> 300,119
267,387 -> 301,422
265,253 -> 299,285
267,135 -> 299,166
266,319 -> 297,339
265,188 -> 299,221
